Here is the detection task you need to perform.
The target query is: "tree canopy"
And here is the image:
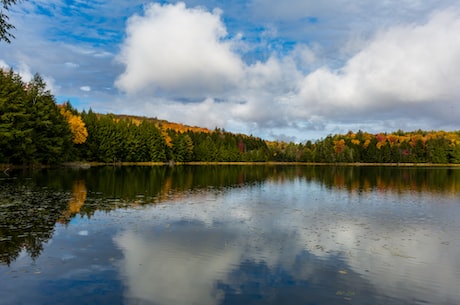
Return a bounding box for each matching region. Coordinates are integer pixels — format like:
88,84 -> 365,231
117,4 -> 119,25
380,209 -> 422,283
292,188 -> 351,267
0,0 -> 19,43
0,69 -> 74,164
1,68 -> 460,165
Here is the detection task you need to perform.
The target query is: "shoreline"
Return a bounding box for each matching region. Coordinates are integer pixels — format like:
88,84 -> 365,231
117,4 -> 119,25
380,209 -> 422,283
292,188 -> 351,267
2,161 -> 460,170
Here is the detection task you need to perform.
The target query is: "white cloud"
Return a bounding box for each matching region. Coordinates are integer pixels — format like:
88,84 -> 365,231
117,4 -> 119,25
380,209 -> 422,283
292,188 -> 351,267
0,60 -> 9,69
43,75 -> 59,95
115,2 -> 244,96
113,2 -> 460,141
111,183 -> 460,305
65,62 -> 79,68
115,230 -> 241,305
297,9 -> 460,125
17,62 -> 33,82
0,60 -> 60,94
142,97 -> 231,130
4,0 -> 460,141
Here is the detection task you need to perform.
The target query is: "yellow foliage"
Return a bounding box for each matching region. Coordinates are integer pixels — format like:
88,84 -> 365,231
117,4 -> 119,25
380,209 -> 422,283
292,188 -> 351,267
60,108 -> 88,144
131,118 -> 142,126
159,121 -> 211,134
363,139 -> 371,149
399,136 -> 410,143
346,131 -> 356,139
68,180 -> 87,214
163,130 -> 173,147
334,139 -> 346,154
387,135 -> 398,146
58,180 -> 87,223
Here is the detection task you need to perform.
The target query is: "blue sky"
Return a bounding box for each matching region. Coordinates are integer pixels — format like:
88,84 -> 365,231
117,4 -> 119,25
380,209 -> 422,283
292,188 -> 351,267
1,0 -> 460,141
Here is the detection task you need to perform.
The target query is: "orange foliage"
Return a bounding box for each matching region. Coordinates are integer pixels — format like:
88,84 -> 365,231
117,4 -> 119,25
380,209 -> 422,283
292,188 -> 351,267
112,114 -> 211,147
162,129 -> 173,147
58,180 -> 87,223
329,130 -> 460,154
159,121 -> 211,134
363,139 -> 371,149
376,133 -> 386,142
60,108 -> 88,144
334,139 -> 346,154
387,135 -> 398,146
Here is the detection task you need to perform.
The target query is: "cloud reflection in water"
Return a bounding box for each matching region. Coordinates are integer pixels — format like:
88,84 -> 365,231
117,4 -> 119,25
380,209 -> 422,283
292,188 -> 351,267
113,181 -> 460,305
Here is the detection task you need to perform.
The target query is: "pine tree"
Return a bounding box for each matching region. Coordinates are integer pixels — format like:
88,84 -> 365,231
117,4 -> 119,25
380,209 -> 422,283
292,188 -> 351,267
0,0 -> 19,43
0,71 -> 73,164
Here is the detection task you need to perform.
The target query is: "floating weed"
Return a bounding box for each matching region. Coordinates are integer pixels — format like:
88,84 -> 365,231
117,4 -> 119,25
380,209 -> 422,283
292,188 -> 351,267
0,183 -> 72,265
336,290 -> 356,297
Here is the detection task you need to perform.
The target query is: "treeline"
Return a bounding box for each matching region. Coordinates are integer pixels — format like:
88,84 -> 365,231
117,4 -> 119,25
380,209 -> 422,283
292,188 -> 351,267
0,70 -> 73,164
269,130 -> 460,164
77,110 -> 269,163
0,69 -> 269,164
2,69 -> 460,164
78,114 -> 460,163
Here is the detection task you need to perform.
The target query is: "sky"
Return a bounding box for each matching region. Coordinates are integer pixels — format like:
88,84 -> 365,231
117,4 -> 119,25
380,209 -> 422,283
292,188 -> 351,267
1,0 -> 460,142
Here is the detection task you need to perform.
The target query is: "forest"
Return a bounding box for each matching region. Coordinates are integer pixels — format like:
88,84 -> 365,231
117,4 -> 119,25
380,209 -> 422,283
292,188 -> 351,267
1,69 -> 460,165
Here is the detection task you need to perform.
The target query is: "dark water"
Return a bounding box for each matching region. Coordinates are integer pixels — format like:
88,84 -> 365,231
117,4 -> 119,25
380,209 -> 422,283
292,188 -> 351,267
1,165 -> 459,305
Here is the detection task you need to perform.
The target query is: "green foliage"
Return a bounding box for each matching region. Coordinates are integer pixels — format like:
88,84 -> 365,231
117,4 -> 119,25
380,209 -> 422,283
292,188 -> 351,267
0,0 -> 19,43
268,130 -> 460,164
77,112 -> 167,163
0,70 -> 73,164
184,130 -> 269,162
2,67 -> 459,164
170,133 -> 194,162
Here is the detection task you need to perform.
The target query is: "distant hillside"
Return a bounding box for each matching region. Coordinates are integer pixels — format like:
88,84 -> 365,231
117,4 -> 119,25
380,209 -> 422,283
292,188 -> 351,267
113,114 -> 212,134
3,68 -> 459,165
91,112 -> 460,164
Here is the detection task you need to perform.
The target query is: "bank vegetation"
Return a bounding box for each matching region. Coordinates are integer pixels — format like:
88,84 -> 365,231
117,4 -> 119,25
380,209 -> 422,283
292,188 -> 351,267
2,69 -> 460,166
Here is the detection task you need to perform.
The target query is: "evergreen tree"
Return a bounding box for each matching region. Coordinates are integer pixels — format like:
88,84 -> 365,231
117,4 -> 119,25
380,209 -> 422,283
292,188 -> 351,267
0,69 -> 30,163
26,74 -> 73,163
78,109 -> 99,160
0,70 -> 72,164
0,0 -> 19,43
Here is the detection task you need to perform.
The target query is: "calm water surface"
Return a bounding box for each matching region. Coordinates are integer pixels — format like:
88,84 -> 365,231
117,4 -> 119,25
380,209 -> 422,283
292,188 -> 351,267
1,165 -> 460,305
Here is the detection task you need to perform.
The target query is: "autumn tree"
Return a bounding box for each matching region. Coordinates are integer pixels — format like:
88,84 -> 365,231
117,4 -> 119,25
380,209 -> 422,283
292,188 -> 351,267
60,103 -> 88,144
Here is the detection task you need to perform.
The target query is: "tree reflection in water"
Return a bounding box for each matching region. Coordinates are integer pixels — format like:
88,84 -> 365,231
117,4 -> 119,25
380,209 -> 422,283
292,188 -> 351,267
0,165 -> 459,305
1,165 -> 460,266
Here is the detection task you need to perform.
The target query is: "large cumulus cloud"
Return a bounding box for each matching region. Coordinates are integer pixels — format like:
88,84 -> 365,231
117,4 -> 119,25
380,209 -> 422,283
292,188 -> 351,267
115,2 -> 244,96
298,10 -> 460,119
114,3 -> 460,140
5,0 -> 460,141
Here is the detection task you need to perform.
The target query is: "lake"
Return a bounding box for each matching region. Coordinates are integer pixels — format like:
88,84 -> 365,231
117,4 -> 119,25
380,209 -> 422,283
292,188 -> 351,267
1,165 -> 460,305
